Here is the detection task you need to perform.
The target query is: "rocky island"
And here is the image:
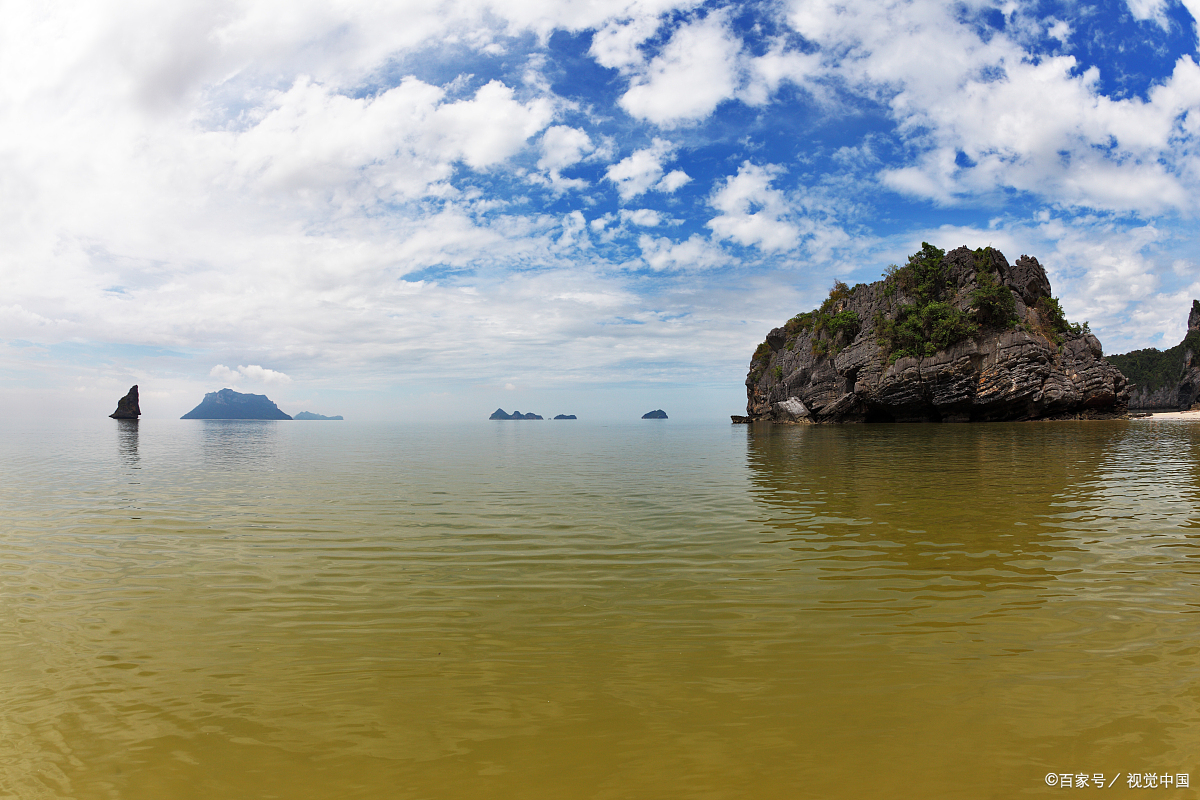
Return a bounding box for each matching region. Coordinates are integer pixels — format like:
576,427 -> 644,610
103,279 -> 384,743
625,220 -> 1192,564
1107,300 -> 1200,411
181,388 -> 292,420
737,244 -> 1129,423
642,409 -> 668,419
109,385 -> 141,419
490,409 -> 543,420
553,414 -> 577,420
294,411 -> 344,420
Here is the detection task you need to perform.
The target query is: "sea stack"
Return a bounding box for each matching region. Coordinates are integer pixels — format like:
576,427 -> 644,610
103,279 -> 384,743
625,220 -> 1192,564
181,388 -> 292,420
742,244 -> 1130,423
109,385 -> 141,419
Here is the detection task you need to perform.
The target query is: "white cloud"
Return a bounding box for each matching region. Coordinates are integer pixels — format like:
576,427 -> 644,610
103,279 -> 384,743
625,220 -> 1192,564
638,234 -> 732,270
224,76 -> 555,201
620,209 -> 664,226
707,162 -> 800,252
605,138 -> 675,199
210,364 -> 293,385
538,125 -> 594,171
657,169 -> 691,192
620,14 -> 741,125
784,0 -> 1200,214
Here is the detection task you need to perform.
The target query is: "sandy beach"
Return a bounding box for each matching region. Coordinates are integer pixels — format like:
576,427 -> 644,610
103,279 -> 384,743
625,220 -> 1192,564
1139,409 -> 1200,420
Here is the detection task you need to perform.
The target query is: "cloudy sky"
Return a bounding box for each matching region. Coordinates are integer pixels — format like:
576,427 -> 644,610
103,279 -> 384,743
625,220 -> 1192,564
4,0 -> 1200,420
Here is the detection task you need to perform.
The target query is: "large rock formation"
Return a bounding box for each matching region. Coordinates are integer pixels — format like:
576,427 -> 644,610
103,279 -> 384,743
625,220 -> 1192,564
181,388 -> 292,420
740,245 -> 1129,423
642,409 -> 668,419
109,385 -> 141,419
1107,300 -> 1200,410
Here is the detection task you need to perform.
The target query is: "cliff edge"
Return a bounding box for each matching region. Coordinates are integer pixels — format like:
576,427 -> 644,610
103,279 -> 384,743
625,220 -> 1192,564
741,244 -> 1129,423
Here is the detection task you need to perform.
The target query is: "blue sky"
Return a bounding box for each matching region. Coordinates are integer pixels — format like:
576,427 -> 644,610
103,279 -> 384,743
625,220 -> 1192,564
3,0 -> 1200,420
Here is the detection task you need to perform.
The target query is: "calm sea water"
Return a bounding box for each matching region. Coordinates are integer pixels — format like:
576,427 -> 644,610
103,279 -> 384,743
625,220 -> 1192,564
1,418 -> 1199,799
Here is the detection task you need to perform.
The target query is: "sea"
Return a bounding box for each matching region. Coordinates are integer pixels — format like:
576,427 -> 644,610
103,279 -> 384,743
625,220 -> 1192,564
1,417 -> 1198,799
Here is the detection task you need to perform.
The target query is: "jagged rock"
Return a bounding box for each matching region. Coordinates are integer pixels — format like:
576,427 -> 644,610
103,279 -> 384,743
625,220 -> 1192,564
553,414 -> 577,419
181,388 -> 292,420
1108,299 -> 1200,410
642,409 -> 668,419
109,385 -> 141,419
742,245 -> 1129,423
490,408 -> 543,420
293,411 -> 343,420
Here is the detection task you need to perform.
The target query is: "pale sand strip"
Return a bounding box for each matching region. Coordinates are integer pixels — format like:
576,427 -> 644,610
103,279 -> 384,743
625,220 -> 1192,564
1138,409 -> 1200,420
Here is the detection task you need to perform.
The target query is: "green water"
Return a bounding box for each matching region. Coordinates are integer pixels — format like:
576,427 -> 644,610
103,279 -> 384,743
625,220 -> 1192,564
1,419 -> 1198,799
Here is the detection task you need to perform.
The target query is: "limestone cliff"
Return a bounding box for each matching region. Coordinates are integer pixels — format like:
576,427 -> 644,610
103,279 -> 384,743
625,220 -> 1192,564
741,245 -> 1129,423
1107,300 -> 1200,410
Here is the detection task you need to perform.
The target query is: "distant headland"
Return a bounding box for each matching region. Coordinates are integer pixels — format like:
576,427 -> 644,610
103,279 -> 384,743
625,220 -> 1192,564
182,388 -> 292,420
294,411 -> 344,420
737,244 -> 1129,424
553,414 -> 577,420
1108,299 -> 1200,411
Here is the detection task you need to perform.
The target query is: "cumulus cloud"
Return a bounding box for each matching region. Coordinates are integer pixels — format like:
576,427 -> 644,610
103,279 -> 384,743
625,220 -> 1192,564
210,364 -> 293,385
785,0 -> 1200,213
620,14 -> 741,124
638,234 -> 732,270
620,208 -> 664,226
604,138 -> 678,199
707,163 -> 800,252
225,76 -> 554,200
615,11 -> 818,126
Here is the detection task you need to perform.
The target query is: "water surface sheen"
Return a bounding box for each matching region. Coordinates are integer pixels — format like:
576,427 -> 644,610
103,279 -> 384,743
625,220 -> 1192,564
1,419 -> 1199,799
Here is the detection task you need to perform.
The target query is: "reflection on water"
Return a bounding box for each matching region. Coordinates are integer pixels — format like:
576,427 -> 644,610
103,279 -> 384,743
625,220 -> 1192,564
116,419 -> 139,467
1,419 -> 1199,800
195,419 -> 284,469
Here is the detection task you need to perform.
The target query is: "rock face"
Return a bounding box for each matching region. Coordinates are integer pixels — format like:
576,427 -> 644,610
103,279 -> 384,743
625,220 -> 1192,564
294,411 -> 344,420
642,409 -> 668,419
110,385 -> 141,419
181,388 -> 292,420
490,408 -> 543,420
553,414 -> 578,420
744,245 -> 1129,423
1107,299 -> 1200,410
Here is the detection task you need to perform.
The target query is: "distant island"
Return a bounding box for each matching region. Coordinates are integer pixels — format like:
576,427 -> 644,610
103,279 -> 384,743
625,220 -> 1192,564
490,408 -> 543,420
642,409 -> 668,419
1107,299 -> 1200,411
553,414 -> 577,420
181,388 -> 292,420
294,411 -> 344,420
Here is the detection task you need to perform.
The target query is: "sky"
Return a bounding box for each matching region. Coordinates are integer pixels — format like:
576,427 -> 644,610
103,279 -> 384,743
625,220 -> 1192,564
3,0 -> 1200,421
